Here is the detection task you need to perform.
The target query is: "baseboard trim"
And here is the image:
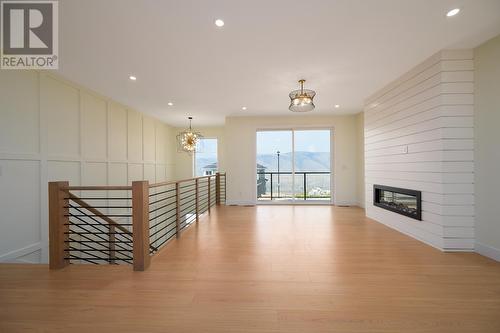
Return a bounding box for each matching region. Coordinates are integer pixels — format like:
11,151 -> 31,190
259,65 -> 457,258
225,200 -> 256,206
475,242 -> 500,262
334,201 -> 358,206
0,242 -> 42,263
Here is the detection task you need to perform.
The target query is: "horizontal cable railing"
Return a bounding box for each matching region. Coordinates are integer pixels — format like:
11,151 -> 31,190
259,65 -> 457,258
64,190 -> 134,265
49,173 -> 226,271
148,181 -> 177,254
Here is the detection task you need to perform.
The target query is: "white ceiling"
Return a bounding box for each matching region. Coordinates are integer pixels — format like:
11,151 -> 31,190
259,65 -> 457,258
58,0 -> 500,127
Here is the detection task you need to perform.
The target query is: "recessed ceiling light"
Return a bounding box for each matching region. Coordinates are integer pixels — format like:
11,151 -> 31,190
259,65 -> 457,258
334,104 -> 340,108
215,19 -> 224,27
446,8 -> 460,17
129,75 -> 137,81
241,106 -> 247,110
167,102 -> 174,106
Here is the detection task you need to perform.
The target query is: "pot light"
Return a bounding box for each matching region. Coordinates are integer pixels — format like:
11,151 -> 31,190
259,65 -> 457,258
446,8 -> 460,17
167,102 -> 174,106
241,106 -> 247,110
334,104 -> 340,108
215,19 -> 224,27
129,75 -> 137,81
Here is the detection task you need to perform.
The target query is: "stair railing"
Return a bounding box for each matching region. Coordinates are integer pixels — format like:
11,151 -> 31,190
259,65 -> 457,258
49,172 -> 226,271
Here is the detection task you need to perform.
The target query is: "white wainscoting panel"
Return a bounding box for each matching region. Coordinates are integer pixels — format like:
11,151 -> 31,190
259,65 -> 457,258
0,72 -> 176,263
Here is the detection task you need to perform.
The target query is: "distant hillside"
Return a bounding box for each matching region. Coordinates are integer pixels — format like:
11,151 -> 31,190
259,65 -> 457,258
195,151 -> 330,175
257,151 -> 330,172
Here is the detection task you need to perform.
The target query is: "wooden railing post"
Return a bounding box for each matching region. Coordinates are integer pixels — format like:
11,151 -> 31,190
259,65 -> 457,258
208,176 -> 211,214
132,181 -> 150,271
175,182 -> 181,238
216,173 -> 221,205
49,181 -> 70,269
195,178 -> 199,222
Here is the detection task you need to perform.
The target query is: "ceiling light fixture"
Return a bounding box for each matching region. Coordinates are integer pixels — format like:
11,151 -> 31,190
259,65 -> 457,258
289,79 -> 316,112
167,102 -> 174,106
215,19 -> 224,27
334,104 -> 340,109
241,106 -> 247,110
446,8 -> 460,17
129,75 -> 137,81
176,117 -> 203,153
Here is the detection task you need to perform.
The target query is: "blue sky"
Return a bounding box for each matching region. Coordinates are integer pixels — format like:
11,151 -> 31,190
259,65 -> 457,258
256,130 -> 330,155
196,138 -> 217,153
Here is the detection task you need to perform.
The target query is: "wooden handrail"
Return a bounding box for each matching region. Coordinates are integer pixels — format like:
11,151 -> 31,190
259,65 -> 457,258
61,173 -> 226,191
149,174 -> 221,189
63,185 -> 132,191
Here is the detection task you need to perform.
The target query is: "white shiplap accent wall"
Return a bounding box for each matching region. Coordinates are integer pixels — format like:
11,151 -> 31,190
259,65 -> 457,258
364,50 -> 474,251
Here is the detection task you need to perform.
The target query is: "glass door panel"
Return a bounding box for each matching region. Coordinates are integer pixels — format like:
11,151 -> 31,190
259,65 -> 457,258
293,130 -> 331,201
256,131 -> 293,201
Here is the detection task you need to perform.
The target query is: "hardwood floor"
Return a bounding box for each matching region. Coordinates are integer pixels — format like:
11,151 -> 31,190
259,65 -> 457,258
1,205 -> 500,332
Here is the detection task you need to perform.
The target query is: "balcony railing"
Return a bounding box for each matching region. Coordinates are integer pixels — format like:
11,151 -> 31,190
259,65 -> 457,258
48,173 -> 226,271
257,171 -> 331,201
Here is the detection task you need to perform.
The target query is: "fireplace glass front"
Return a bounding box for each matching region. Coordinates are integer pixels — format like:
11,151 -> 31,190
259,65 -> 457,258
373,185 -> 422,220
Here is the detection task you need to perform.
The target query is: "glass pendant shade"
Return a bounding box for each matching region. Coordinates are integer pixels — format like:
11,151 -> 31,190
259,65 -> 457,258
176,117 -> 203,153
289,79 -> 316,112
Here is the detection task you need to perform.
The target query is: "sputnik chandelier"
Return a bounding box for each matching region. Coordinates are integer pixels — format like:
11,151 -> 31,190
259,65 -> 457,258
176,117 -> 203,153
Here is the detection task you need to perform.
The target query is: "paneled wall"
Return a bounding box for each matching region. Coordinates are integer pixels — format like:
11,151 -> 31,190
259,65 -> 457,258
364,50 -> 474,251
0,71 -> 176,263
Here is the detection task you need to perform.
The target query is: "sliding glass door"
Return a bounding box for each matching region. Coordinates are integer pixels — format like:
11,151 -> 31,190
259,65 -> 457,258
256,130 -> 293,201
256,129 -> 331,202
293,130 -> 331,201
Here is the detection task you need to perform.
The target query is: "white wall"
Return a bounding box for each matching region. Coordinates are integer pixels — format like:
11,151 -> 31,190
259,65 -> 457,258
474,34 -> 500,261
224,115 -> 360,205
0,71 -> 176,263
364,50 -> 475,251
356,112 -> 365,208
172,126 -> 226,180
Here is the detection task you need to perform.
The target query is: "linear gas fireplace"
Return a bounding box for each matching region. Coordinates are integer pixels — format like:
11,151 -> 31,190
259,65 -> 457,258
373,185 -> 422,220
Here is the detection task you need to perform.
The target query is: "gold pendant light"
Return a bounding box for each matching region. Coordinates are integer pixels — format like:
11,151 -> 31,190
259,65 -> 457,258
289,79 -> 316,112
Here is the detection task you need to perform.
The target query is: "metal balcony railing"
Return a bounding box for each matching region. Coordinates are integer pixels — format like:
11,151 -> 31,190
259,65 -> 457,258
257,171 -> 331,200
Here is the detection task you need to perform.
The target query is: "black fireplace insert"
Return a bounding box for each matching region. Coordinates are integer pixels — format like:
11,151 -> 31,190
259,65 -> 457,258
373,185 -> 422,220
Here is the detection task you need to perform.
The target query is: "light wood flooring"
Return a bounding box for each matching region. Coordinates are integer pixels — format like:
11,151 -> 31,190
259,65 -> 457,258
1,205 -> 500,332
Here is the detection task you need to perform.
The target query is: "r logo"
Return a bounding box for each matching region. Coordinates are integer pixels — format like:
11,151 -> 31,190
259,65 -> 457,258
2,2 -> 53,54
